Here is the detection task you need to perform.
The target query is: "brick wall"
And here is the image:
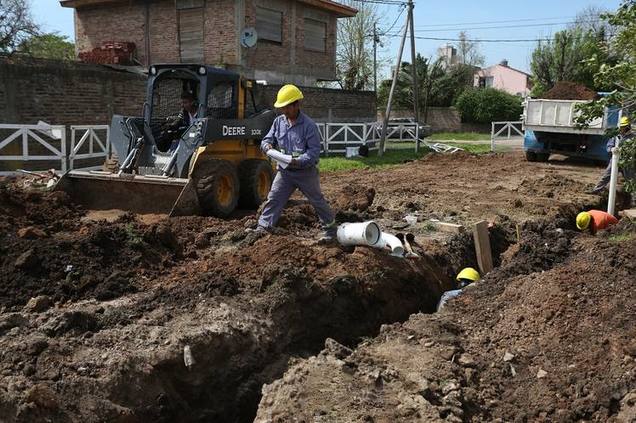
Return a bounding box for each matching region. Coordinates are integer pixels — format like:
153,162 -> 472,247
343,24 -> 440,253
72,0 -> 339,85
258,85 -> 375,122
0,57 -> 146,126
0,57 -> 375,126
75,2 -> 149,64
387,107 -> 491,133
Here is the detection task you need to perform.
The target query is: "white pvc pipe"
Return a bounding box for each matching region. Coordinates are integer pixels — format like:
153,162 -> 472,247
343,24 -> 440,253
337,221 -> 381,247
375,232 -> 405,256
607,141 -> 620,215
266,149 -> 292,169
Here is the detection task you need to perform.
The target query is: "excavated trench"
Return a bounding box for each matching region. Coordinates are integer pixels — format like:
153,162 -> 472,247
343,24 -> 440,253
88,223 -> 520,423
0,178 -> 614,423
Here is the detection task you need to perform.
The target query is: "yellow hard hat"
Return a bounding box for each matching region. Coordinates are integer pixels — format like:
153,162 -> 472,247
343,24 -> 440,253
456,267 -> 480,283
619,116 -> 631,128
274,84 -> 304,108
576,211 -> 591,230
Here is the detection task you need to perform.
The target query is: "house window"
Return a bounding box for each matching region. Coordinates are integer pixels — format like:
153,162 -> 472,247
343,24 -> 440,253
304,18 -> 326,52
485,76 -> 494,88
178,7 -> 204,62
256,7 -> 283,43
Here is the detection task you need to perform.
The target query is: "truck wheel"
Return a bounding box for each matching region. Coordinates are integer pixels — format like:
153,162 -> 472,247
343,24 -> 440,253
535,153 -> 550,162
238,159 -> 273,209
195,160 -> 240,217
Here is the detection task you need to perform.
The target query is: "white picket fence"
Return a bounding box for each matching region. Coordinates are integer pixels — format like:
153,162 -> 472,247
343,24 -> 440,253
0,124 -> 110,174
0,121 -> 462,174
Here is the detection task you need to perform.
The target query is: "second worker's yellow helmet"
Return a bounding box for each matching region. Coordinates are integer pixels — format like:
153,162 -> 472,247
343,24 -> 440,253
456,267 -> 481,283
274,84 -> 304,108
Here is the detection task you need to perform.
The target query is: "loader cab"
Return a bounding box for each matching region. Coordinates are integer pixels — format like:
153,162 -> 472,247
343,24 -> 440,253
146,64 -> 241,151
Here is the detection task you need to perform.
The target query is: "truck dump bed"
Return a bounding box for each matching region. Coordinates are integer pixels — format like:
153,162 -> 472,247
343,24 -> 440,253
524,99 -> 612,135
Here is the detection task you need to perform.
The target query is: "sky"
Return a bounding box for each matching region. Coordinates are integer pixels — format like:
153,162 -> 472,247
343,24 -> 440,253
34,0 -> 624,76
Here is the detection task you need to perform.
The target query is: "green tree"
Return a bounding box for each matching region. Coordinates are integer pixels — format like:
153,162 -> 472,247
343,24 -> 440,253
336,0 -> 377,90
377,56 -> 474,121
455,88 -> 523,124
576,0 -> 636,193
0,0 -> 39,53
18,33 -> 75,60
530,13 -> 616,97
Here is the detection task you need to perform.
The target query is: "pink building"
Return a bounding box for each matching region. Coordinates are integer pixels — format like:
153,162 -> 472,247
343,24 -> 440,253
473,60 -> 532,96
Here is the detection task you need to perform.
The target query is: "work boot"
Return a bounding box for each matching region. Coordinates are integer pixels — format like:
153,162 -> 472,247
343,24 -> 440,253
317,222 -> 337,244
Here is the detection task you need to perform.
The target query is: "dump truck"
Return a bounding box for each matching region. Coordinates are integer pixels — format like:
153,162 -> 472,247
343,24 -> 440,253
56,64 -> 276,217
523,98 -> 621,162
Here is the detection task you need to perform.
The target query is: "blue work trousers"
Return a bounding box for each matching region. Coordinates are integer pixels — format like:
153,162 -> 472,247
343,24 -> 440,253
258,166 -> 334,229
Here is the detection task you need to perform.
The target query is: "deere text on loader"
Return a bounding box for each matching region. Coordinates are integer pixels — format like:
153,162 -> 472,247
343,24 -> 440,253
55,64 -> 276,217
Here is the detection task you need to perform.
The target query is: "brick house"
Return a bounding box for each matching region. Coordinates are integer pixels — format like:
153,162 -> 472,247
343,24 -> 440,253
60,0 -> 356,86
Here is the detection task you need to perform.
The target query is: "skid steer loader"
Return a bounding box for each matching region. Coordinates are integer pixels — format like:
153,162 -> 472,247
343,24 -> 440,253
55,64 -> 276,217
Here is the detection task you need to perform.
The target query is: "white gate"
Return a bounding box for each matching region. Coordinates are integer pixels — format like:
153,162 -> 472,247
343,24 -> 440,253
0,124 -> 67,173
69,125 -> 111,170
490,121 -> 524,152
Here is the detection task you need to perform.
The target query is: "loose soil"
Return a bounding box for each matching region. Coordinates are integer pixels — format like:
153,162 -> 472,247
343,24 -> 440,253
0,152 -> 631,422
543,81 -> 598,101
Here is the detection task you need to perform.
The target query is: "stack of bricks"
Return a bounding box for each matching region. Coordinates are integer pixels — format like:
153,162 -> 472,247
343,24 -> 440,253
78,41 -> 137,65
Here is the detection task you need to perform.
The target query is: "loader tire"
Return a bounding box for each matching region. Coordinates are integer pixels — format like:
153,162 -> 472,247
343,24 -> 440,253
195,160 -> 239,217
238,159 -> 273,209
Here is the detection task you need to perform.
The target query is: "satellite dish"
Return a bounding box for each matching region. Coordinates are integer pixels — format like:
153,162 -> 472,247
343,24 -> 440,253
241,27 -> 258,48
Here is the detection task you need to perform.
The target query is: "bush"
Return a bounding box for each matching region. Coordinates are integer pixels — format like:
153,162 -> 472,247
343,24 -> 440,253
454,88 -> 523,124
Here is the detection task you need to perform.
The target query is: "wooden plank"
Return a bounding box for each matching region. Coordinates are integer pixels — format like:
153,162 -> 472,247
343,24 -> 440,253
472,220 -> 493,274
428,220 -> 464,234
619,209 -> 636,219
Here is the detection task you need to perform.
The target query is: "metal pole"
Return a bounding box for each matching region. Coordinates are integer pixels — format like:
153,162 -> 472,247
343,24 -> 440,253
378,9 -> 409,157
373,22 -> 378,93
607,140 -> 620,215
407,0 -> 420,153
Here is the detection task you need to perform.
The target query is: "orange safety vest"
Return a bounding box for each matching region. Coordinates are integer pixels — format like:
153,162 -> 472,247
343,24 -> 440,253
588,209 -> 618,234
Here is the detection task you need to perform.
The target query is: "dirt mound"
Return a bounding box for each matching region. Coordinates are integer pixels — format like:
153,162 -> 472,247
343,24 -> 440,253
543,81 -> 597,100
517,174 -> 591,199
255,221 -> 636,422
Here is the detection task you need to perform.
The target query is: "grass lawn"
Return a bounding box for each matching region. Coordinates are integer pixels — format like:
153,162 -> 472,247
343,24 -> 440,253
319,148 -> 431,172
428,132 -> 490,141
444,142 -> 492,154
318,141 -> 494,172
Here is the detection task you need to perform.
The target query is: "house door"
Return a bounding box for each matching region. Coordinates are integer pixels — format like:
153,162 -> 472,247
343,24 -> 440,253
177,0 -> 204,63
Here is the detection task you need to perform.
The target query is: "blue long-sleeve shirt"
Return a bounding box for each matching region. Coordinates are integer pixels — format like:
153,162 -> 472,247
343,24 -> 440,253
261,112 -> 321,169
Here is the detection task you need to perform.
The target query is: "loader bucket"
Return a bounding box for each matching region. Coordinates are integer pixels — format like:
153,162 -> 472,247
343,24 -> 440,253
54,170 -> 201,216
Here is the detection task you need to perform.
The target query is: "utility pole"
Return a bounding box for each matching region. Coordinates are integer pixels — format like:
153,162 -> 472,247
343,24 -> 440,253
373,22 -> 378,93
407,0 -> 420,152
378,5 -> 410,157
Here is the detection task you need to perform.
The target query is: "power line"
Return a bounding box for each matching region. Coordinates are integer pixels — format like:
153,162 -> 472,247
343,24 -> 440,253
412,15 -> 582,27
383,34 -> 556,43
379,5 -> 406,35
414,20 -> 600,32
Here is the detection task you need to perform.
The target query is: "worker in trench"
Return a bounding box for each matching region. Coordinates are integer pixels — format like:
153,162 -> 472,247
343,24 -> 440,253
437,267 -> 481,311
591,116 -> 635,194
576,209 -> 619,234
253,84 -> 337,242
